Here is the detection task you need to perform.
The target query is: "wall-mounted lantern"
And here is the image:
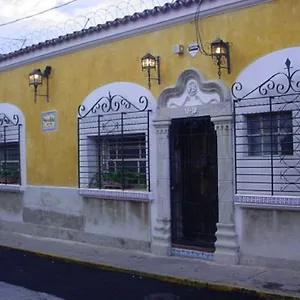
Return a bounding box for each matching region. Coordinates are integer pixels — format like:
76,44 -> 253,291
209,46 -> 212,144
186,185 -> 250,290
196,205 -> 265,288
210,37 -> 230,78
141,53 -> 161,89
29,66 -> 52,102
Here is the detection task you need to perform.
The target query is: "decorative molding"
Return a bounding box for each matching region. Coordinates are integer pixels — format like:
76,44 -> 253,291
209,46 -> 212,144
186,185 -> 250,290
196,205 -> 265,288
214,122 -> 232,133
155,128 -> 169,136
79,188 -> 153,202
153,120 -> 170,137
0,0 -> 274,71
212,115 -> 233,133
158,68 -> 231,109
151,217 -> 171,255
171,247 -> 214,261
153,217 -> 171,239
234,194 -> 300,209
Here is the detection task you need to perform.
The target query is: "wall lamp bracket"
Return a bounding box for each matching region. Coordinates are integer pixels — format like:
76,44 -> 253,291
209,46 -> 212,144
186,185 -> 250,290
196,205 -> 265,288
141,53 -> 161,89
210,37 -> 231,79
28,66 -> 52,103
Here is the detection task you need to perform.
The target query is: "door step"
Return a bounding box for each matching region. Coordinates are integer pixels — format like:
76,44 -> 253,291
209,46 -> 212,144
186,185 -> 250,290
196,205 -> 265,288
171,247 -> 214,261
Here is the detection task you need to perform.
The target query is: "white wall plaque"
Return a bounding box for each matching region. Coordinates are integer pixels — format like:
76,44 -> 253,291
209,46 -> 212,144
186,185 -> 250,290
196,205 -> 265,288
41,110 -> 57,131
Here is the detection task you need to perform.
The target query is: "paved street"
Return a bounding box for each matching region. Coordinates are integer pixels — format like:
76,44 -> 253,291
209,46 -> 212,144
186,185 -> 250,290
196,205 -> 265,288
0,247 -> 266,300
0,230 -> 299,299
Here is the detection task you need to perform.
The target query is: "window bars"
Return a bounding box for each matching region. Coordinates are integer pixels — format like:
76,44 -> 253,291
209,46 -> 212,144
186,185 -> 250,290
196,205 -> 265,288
78,92 -> 151,191
0,113 -> 21,185
232,59 -> 300,196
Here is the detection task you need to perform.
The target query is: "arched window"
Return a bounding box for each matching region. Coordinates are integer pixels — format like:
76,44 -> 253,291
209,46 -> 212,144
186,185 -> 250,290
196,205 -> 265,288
77,82 -> 156,197
0,103 -> 26,191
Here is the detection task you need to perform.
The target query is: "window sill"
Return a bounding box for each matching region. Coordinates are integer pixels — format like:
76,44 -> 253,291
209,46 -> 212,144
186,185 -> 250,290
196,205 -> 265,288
0,184 -> 25,193
234,194 -> 300,210
78,188 -> 153,202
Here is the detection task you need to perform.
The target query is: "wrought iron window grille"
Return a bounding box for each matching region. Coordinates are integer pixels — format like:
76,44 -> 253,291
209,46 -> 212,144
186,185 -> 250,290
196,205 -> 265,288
232,59 -> 300,196
78,92 -> 151,191
0,113 -> 21,185
247,112 -> 293,157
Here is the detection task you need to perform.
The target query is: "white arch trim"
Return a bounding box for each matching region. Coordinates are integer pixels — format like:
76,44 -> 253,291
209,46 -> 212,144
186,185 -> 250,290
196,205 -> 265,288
234,46 -> 300,98
78,82 -> 157,117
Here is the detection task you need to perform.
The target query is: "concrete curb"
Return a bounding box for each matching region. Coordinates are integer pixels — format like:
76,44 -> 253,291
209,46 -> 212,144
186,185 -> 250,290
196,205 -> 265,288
0,244 -> 299,300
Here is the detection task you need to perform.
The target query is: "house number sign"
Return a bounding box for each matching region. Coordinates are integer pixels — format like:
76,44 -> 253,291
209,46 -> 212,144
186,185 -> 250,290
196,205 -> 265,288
41,110 -> 57,131
184,106 -> 198,116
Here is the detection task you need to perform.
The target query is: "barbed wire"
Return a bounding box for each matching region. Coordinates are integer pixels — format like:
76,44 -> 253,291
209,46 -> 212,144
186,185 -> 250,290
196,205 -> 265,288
0,0 -> 177,55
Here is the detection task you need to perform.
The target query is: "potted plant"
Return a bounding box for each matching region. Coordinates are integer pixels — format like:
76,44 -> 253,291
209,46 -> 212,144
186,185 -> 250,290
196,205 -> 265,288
0,167 -> 19,184
102,168 -> 129,189
88,168 -> 145,189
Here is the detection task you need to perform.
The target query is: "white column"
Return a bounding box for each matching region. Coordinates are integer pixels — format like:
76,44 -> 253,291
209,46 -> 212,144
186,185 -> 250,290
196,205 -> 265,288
211,115 -> 239,265
151,119 -> 172,256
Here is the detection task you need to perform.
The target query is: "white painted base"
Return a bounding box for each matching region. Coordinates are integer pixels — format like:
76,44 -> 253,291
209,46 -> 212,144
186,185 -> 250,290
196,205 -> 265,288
214,223 -> 239,265
151,217 -> 171,256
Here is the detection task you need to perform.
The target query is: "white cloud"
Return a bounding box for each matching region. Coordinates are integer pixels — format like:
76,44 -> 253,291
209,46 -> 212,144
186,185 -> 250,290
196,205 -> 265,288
0,0 -> 173,53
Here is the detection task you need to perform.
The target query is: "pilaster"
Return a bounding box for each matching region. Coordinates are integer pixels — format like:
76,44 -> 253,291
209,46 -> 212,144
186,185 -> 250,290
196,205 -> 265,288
212,115 -> 240,264
151,119 -> 172,256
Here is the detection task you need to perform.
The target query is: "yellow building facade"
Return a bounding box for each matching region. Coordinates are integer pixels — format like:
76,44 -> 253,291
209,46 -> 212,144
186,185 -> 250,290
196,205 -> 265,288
0,0 -> 296,187
0,0 -> 300,268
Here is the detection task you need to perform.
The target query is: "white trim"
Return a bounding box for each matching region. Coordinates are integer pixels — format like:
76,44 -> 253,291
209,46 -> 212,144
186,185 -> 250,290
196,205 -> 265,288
0,0 -> 273,71
0,184 -> 25,192
79,188 -> 153,202
235,203 -> 300,211
234,194 -> 300,210
26,185 -> 78,191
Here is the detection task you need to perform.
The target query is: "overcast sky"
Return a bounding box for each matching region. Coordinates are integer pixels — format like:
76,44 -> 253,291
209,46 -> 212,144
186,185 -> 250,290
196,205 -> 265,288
0,0 -> 172,54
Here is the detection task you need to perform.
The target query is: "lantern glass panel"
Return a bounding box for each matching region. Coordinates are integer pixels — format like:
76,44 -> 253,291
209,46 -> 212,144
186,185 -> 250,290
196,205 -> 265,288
29,69 -> 43,86
141,53 -> 157,70
212,45 -> 226,55
211,38 -> 228,56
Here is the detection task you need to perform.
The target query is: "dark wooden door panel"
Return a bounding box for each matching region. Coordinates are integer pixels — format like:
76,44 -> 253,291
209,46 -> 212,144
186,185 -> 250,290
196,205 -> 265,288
170,117 -> 218,250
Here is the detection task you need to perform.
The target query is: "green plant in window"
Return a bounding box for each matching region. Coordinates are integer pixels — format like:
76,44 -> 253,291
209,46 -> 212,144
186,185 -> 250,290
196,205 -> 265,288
88,168 -> 146,189
0,166 -> 19,184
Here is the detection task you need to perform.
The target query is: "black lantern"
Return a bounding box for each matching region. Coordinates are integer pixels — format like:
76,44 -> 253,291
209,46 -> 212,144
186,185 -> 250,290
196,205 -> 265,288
210,37 -> 230,78
29,69 -> 43,87
28,66 -> 52,102
141,53 -> 161,89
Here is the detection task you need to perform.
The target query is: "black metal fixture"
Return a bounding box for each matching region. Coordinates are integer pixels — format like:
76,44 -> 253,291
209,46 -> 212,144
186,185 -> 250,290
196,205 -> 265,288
29,66 -> 52,102
210,37 -> 231,78
141,53 -> 161,89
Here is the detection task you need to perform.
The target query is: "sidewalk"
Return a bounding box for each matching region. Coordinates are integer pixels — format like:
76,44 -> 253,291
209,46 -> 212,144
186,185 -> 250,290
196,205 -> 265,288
0,282 -> 63,300
0,230 -> 299,299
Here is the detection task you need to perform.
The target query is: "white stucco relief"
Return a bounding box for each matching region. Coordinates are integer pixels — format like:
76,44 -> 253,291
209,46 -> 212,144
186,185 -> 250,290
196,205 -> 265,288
167,80 -> 221,108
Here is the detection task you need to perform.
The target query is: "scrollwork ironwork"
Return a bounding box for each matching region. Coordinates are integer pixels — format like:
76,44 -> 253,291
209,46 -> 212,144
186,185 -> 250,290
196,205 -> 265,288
0,113 -> 20,126
233,58 -> 300,195
78,91 -> 149,118
232,59 -> 300,100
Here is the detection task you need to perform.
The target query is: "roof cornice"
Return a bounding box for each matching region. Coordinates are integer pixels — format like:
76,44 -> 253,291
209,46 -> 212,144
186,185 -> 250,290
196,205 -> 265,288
0,0 -> 273,71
